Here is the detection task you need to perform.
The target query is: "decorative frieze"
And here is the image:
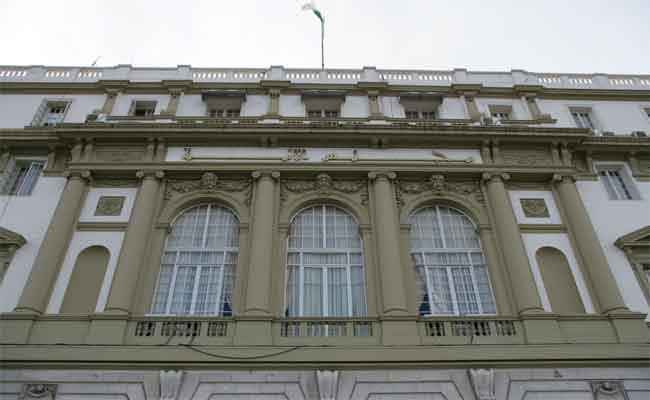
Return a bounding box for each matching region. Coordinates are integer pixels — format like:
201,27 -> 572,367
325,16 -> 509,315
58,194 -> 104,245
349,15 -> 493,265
280,173 -> 369,204
95,147 -> 146,162
164,172 -> 252,199
395,174 -> 484,207
520,198 -> 550,218
20,383 -> 57,399
501,146 -> 551,166
94,196 -> 125,216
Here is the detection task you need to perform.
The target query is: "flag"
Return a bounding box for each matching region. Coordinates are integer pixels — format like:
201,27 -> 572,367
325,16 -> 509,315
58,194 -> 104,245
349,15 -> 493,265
302,1 -> 324,23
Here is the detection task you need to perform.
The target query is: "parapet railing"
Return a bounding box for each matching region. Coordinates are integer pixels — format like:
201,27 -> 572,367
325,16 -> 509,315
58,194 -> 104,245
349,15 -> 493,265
1,65 -> 648,90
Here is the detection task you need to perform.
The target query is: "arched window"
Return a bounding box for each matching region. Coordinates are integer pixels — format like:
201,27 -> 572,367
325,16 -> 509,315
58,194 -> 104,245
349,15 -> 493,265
285,205 -> 366,317
151,204 -> 238,316
410,206 -> 496,316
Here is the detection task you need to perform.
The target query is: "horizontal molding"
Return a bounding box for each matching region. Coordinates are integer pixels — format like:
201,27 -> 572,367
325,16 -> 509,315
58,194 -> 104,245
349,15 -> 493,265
518,224 -> 567,233
76,222 -> 128,231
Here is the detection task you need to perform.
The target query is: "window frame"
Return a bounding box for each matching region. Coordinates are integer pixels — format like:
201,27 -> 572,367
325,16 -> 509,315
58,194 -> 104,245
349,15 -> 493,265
129,100 -> 157,117
284,204 -> 367,318
569,106 -> 597,130
306,109 -> 339,119
595,163 -> 641,201
409,205 -> 497,316
488,105 -> 514,121
31,99 -> 72,127
150,203 -> 239,316
0,157 -> 47,196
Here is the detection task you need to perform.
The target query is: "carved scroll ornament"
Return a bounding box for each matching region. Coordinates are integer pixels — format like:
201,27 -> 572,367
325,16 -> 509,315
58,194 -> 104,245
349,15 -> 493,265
281,173 -> 368,204
164,172 -> 251,200
396,174 -> 484,207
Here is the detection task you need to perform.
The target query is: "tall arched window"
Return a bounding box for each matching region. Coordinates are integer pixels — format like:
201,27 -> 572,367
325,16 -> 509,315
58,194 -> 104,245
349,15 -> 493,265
410,206 -> 496,316
151,204 -> 238,316
285,205 -> 367,317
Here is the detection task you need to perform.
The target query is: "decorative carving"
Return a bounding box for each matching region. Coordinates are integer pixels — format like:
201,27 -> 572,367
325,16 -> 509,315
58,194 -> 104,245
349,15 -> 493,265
164,172 -> 251,199
95,148 -> 145,162
160,370 -> 184,400
501,146 -> 551,166
396,174 -> 484,207
520,198 -> 550,218
468,369 -> 496,400
20,383 -> 58,399
94,196 -> 125,216
590,380 -> 624,397
281,173 -> 368,204
316,370 -> 339,400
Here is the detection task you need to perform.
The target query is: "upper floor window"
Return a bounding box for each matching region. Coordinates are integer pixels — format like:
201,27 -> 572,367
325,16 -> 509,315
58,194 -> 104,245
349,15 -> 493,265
32,100 -> 71,126
307,109 -> 339,118
285,205 -> 367,317
209,109 -> 240,118
405,110 -> 436,120
596,165 -> 639,200
410,206 -> 496,316
151,204 -> 239,316
570,107 -> 596,129
0,158 -> 45,196
489,105 -> 513,121
129,100 -> 157,117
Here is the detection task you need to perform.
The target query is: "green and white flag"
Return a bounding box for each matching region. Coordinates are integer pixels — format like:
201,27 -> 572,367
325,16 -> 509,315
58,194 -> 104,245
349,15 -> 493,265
302,1 -> 324,22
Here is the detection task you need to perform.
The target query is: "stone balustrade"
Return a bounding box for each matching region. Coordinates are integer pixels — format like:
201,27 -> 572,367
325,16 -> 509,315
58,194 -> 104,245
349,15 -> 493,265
1,64 -> 648,90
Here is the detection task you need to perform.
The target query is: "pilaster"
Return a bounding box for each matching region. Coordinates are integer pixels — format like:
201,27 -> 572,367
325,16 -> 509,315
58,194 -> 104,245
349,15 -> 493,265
482,172 -> 544,315
552,174 -> 630,314
14,171 -> 90,314
104,170 -> 164,315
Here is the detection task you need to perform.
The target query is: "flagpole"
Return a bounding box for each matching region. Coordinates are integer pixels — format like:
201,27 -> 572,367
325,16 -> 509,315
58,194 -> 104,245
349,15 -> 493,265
320,19 -> 325,70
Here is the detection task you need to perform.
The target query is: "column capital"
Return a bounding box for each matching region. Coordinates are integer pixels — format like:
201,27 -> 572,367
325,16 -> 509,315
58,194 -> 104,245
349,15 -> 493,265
368,171 -> 396,181
551,173 -> 576,184
481,172 -> 510,183
136,170 -> 165,180
251,170 -> 280,180
63,170 -> 91,181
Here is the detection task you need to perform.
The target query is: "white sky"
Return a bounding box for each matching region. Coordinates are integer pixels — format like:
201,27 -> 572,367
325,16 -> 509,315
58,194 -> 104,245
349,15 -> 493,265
0,0 -> 648,74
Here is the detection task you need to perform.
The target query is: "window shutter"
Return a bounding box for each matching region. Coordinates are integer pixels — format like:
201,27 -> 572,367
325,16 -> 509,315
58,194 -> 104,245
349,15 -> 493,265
30,99 -> 48,126
128,100 -> 136,116
61,100 -> 72,123
17,161 -> 45,196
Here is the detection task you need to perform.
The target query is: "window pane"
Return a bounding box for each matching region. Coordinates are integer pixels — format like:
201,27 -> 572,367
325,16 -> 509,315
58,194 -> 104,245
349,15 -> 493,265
303,267 -> 323,316
285,265 -> 300,317
350,265 -> 366,316
428,268 -> 453,314
328,267 -> 348,317
415,265 -> 430,316
473,263 -> 496,314
194,266 -> 221,315
169,266 -> 196,314
451,267 -> 479,315
152,263 -> 174,314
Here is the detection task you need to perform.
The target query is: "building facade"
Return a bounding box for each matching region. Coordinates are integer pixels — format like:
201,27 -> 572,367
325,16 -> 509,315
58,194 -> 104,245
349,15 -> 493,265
0,65 -> 649,399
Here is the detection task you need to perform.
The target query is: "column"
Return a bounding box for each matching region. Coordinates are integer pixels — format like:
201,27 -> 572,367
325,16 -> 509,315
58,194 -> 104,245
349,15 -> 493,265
483,172 -> 544,314
367,90 -> 383,119
101,89 -> 119,115
104,170 -> 164,314
553,174 -> 629,314
267,89 -> 280,116
461,94 -> 481,121
368,171 -> 409,315
14,171 -> 90,314
162,89 -> 182,116
243,170 -> 279,315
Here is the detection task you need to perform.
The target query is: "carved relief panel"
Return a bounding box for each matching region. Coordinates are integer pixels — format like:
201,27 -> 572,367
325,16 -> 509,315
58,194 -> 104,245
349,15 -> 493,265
395,174 -> 485,209
280,173 -> 369,209
164,172 -> 252,204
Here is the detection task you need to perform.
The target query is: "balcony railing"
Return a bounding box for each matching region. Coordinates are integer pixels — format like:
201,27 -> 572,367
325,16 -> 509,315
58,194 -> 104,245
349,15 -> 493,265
1,65 -> 648,90
126,317 -> 233,345
418,317 -> 525,345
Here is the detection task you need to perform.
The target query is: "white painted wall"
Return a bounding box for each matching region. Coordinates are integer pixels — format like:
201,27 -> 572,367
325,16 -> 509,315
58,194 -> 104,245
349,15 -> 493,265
0,173 -> 66,312
522,233 -> 596,314
46,231 -> 125,314
176,94 -> 205,116
438,97 -> 467,119
0,94 -> 105,128
509,190 -> 562,225
379,96 -> 401,118
278,94 -> 304,117
79,187 -> 137,223
341,95 -> 369,118
536,99 -> 650,134
112,94 -> 170,116
242,94 -> 269,116
576,162 -> 650,316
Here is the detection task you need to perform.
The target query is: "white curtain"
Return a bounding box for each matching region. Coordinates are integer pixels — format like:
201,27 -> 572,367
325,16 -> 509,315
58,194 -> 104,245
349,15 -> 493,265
410,206 -> 496,316
152,204 -> 239,315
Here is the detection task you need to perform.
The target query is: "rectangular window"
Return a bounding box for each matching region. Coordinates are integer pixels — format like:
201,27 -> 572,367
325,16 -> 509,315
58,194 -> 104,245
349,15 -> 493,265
570,108 -> 595,129
130,100 -> 157,117
0,159 -> 45,196
209,109 -> 240,117
644,108 -> 650,121
307,109 -> 339,118
405,110 -> 435,120
489,105 -> 513,121
32,100 -> 71,126
597,166 -> 638,200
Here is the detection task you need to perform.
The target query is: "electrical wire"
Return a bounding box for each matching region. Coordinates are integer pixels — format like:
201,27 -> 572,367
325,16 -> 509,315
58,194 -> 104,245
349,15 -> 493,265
179,343 -> 303,360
